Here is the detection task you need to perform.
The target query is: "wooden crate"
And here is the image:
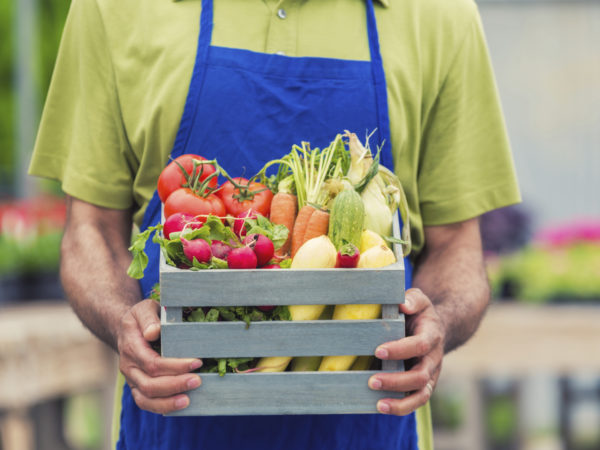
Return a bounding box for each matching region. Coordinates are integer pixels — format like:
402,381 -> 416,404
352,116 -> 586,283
160,215 -> 405,416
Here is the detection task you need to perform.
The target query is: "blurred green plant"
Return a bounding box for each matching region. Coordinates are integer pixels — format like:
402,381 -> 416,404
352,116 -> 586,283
0,0 -> 70,194
488,219 -> 600,303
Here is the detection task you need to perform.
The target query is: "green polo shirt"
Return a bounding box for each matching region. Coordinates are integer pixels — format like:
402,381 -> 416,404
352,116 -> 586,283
29,0 -> 520,257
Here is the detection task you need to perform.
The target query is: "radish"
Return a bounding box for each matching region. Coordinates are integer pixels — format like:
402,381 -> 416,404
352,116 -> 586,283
336,243 -> 360,268
227,246 -> 257,269
211,240 -> 232,260
257,305 -> 275,312
261,264 -> 280,269
233,209 -> 258,238
243,233 -> 274,267
181,237 -> 212,264
163,212 -> 200,239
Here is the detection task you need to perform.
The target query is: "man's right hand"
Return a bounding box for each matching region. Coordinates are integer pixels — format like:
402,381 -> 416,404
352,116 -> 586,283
118,299 -> 203,414
60,196 -> 203,415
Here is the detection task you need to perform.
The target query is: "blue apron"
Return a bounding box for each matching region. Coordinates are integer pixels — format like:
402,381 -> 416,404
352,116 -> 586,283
117,0 -> 417,448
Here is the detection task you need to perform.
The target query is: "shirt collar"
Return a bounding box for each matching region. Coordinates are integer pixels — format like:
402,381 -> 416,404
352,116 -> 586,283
172,0 -> 389,6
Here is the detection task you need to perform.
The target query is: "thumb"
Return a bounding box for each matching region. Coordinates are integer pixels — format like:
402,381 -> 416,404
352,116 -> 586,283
133,299 -> 161,342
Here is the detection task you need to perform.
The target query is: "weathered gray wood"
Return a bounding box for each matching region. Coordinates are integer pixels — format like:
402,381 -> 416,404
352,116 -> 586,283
160,263 -> 404,307
167,371 -> 405,416
162,318 -> 405,358
163,307 -> 182,323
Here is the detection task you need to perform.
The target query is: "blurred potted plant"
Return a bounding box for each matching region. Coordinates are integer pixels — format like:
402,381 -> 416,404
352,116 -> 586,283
0,195 -> 65,303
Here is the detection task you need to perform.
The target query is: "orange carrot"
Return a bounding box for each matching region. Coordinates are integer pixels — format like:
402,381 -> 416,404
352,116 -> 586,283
290,204 -> 317,257
269,192 -> 297,256
302,209 -> 330,244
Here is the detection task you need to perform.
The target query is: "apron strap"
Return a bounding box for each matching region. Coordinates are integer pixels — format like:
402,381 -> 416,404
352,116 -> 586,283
365,0 -> 393,170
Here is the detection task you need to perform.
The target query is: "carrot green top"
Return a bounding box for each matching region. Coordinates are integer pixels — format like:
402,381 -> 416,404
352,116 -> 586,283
29,0 -> 520,256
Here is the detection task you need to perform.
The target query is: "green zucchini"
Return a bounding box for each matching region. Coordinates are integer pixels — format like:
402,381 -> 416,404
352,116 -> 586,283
328,189 -> 365,250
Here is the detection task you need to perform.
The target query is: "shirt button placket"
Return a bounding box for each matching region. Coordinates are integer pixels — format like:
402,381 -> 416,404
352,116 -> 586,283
266,1 -> 296,56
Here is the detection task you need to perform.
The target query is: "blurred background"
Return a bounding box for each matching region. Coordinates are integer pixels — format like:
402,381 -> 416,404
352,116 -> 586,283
0,0 -> 598,449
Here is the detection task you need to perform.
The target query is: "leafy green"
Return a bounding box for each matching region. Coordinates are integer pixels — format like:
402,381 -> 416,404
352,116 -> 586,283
245,214 -> 289,250
127,225 -> 162,279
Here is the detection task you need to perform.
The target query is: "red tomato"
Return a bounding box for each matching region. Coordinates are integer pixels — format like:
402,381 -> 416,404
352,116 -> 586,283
217,177 -> 273,217
157,154 -> 218,203
163,188 -> 226,222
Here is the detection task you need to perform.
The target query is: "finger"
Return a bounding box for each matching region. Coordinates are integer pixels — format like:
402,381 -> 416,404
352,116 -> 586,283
375,329 -> 442,361
376,382 -> 434,416
399,288 -> 430,315
127,367 -> 202,398
368,365 -> 431,393
121,343 -> 203,378
131,299 -> 161,342
369,352 -> 441,393
130,388 -> 191,415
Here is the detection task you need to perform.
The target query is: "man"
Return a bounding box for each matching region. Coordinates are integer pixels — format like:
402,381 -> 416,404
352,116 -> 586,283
29,0 -> 520,448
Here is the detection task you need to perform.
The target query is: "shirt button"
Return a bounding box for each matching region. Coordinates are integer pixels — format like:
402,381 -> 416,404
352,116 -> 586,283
277,8 -> 287,19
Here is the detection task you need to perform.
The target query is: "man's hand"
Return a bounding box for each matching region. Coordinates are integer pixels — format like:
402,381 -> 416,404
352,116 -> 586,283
117,299 -> 203,414
368,218 -> 490,415
61,196 -> 202,414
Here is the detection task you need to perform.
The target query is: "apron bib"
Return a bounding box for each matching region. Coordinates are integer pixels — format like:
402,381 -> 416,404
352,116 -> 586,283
118,0 -> 417,448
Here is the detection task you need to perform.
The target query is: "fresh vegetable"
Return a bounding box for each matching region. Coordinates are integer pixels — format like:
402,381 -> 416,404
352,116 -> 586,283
180,237 -> 212,264
233,209 -> 258,238
210,240 -> 232,260
357,244 -> 396,268
328,188 -> 365,251
336,243 -> 360,268
302,208 -> 330,245
345,131 -> 411,256
350,356 -> 374,371
243,233 -> 275,267
291,356 -> 322,372
319,243 -> 396,372
227,246 -> 258,269
290,204 -> 317,257
291,235 -> 337,269
157,154 -> 218,203
163,188 -> 226,222
359,229 -> 387,253
217,177 -> 273,217
162,212 -> 200,239
269,188 -> 297,257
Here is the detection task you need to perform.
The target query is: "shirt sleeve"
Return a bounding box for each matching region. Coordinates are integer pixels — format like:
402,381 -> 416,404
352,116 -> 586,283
28,0 -> 135,210
417,8 -> 521,226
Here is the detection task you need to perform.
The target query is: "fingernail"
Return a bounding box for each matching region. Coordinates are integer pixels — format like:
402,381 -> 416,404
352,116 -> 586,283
377,401 -> 390,414
369,378 -> 382,390
144,323 -> 160,335
187,376 -> 201,389
174,396 -> 189,410
189,359 -> 203,371
375,347 -> 389,359
404,296 -> 412,308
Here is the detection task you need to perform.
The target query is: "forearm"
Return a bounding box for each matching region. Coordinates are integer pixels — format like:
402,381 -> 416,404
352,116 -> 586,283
412,219 -> 490,353
60,199 -> 141,350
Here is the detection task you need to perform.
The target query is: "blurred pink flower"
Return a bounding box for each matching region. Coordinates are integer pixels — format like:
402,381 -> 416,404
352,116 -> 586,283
535,218 -> 600,247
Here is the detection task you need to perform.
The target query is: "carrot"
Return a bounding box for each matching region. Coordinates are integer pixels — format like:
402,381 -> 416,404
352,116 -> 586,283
302,209 -> 330,244
290,204 -> 316,257
269,192 -> 297,256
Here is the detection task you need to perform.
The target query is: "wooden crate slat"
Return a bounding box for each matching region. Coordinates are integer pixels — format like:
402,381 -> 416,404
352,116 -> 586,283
160,264 -> 404,307
161,318 -> 405,358
167,371 -> 405,416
